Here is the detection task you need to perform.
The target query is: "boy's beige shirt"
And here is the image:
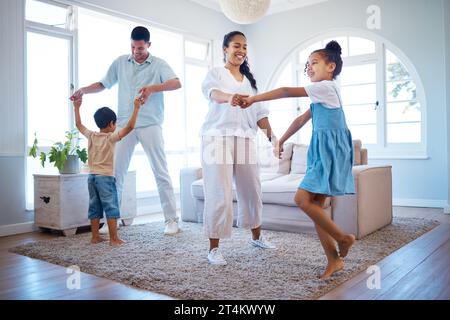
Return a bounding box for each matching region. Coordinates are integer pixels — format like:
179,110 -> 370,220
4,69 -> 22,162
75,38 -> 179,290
80,128 -> 121,176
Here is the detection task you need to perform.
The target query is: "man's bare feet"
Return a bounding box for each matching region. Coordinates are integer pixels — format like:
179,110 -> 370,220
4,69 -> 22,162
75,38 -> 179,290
320,257 -> 344,280
109,238 -> 125,247
90,236 -> 107,244
338,234 -> 356,258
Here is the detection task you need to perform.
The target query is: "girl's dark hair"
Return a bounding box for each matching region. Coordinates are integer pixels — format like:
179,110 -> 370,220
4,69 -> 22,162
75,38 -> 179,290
308,40 -> 343,79
223,31 -> 257,90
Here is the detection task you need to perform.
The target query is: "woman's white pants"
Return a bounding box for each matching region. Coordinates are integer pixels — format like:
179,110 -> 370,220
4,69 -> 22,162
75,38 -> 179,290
201,136 -> 262,239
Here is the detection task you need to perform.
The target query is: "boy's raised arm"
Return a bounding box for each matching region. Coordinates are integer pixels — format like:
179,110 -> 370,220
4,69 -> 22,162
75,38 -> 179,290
118,98 -> 141,139
73,98 -> 88,134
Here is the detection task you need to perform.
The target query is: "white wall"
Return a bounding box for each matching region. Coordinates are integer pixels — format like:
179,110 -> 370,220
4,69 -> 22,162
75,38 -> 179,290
244,0 -> 449,207
0,0 -> 33,233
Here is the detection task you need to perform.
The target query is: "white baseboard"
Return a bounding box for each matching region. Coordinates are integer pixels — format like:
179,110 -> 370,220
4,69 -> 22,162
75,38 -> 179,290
444,205 -> 450,214
393,198 -> 447,208
0,221 -> 37,237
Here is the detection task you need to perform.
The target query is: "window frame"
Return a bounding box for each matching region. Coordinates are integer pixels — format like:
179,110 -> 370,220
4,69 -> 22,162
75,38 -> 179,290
25,0 -> 76,210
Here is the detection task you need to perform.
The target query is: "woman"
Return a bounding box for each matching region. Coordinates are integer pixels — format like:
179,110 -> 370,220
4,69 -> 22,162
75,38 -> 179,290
201,31 -> 277,265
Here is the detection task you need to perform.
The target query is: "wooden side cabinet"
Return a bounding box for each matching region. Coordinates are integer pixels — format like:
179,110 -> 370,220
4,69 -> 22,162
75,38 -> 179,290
34,171 -> 136,236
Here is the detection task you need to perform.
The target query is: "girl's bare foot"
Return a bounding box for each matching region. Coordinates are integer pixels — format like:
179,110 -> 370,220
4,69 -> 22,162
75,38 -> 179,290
320,257 -> 344,280
109,238 -> 125,247
90,236 -> 107,244
338,234 -> 355,258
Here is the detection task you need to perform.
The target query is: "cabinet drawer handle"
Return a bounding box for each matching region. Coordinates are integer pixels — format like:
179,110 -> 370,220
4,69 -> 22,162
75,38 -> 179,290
40,196 -> 50,204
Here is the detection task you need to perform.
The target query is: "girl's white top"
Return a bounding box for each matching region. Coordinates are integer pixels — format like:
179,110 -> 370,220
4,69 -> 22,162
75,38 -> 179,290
305,80 -> 343,109
201,67 -> 269,138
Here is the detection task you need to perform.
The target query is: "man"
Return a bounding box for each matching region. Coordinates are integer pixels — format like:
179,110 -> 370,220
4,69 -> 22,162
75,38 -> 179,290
70,26 -> 181,235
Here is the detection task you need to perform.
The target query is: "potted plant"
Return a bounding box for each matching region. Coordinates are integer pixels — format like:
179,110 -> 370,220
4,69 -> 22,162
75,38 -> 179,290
29,129 -> 88,174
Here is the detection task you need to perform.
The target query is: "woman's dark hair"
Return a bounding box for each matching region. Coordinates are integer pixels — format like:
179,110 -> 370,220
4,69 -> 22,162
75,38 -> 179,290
223,31 -> 257,90
131,26 -> 150,43
306,40 -> 343,79
94,107 -> 117,129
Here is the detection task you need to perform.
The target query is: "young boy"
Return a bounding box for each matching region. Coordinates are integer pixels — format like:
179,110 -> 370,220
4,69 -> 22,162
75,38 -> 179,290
73,97 -> 142,246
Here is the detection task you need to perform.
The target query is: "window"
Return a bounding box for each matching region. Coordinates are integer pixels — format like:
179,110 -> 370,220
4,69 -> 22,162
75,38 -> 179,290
184,39 -> 211,167
266,33 -> 425,158
25,0 -> 74,209
77,8 -> 211,197
26,1 -> 212,208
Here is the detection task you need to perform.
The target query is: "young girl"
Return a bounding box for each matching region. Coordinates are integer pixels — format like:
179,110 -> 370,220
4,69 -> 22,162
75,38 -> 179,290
200,31 -> 277,265
241,41 -> 356,279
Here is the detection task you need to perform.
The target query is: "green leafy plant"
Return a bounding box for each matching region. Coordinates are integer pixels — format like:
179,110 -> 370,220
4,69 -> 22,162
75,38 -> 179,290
29,129 -> 88,172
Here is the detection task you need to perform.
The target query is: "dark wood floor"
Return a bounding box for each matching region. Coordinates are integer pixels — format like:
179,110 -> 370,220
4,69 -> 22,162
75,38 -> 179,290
0,207 -> 449,300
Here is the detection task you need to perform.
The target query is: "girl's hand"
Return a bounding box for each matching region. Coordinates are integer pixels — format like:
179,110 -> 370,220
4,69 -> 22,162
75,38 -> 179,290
240,96 -> 254,109
273,139 -> 284,159
228,94 -> 248,107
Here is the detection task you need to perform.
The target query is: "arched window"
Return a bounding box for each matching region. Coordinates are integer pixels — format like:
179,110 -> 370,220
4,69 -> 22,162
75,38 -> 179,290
266,31 -> 426,158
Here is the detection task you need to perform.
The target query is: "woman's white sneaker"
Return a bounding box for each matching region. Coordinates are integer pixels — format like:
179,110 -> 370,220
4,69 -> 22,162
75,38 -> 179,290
250,236 -> 276,249
207,248 -> 227,265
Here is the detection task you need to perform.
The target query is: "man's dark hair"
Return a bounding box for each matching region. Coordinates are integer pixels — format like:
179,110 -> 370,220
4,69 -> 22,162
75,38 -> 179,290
93,107 -> 117,129
131,26 -> 150,42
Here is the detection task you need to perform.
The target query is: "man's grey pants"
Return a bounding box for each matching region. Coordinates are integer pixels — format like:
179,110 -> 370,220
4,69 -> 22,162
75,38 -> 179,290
114,125 -> 178,223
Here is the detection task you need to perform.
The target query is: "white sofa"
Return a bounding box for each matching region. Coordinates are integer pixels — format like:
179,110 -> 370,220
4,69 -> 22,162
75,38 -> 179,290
180,140 -> 392,239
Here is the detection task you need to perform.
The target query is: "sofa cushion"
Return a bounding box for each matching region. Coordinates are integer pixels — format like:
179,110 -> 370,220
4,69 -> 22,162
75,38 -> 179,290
258,142 -> 293,175
260,174 -> 303,206
290,144 -> 308,174
192,173 -> 331,208
191,172 -> 284,201
260,172 -> 285,182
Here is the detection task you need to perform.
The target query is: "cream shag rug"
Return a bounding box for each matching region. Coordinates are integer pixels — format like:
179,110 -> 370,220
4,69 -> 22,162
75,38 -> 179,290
10,217 -> 439,300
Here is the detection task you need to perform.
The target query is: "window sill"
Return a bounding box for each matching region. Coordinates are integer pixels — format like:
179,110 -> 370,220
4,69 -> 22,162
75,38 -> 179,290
369,154 -> 429,160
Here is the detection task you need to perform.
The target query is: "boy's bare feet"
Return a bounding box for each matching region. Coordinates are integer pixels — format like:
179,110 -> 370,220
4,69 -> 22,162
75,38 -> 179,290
109,238 -> 125,247
320,257 -> 344,280
90,236 -> 107,244
338,234 -> 356,258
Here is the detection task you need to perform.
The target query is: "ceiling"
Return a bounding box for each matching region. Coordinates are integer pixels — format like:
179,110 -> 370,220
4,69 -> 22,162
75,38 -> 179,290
189,0 -> 329,15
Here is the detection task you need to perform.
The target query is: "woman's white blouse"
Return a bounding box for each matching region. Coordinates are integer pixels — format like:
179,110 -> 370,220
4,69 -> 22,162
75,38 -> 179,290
200,67 -> 269,138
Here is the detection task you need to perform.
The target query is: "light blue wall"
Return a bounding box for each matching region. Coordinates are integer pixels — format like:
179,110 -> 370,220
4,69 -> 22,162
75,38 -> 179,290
244,0 -> 449,206
0,0 -> 28,227
445,0 -> 450,212
0,158 -> 33,225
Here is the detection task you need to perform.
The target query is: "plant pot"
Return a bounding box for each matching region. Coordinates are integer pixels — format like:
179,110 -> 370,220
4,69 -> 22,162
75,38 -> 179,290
59,155 -> 80,174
